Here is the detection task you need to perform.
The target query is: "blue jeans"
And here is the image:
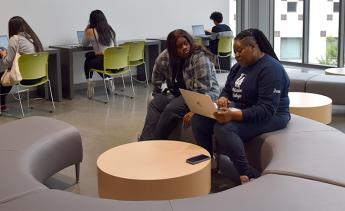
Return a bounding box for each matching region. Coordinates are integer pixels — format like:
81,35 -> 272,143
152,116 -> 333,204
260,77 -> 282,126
191,113 -> 290,178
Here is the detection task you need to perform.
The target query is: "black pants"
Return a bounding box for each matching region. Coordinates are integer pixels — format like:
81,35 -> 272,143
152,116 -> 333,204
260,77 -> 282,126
0,71 -> 12,106
139,94 -> 189,141
84,54 -> 104,79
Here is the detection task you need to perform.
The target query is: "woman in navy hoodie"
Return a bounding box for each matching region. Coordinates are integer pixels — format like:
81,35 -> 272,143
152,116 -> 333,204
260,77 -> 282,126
190,28 -> 290,184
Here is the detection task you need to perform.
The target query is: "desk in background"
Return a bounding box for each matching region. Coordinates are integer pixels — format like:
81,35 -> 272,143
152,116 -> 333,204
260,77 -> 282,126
50,39 -> 161,99
36,49 -> 62,102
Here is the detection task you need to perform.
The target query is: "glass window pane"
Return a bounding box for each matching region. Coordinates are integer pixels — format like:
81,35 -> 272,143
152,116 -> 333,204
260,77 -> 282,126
287,2 -> 297,12
280,38 -> 302,60
229,0 -> 237,35
309,0 -> 339,66
274,0 -> 303,63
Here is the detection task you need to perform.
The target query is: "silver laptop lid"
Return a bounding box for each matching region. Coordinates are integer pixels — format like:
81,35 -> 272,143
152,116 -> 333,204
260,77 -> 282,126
192,25 -> 205,36
77,31 -> 84,45
0,35 -> 9,49
180,89 -> 217,119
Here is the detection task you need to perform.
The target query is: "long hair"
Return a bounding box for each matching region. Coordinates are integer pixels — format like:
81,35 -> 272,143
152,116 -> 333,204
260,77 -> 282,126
235,28 -> 279,61
8,16 -> 43,52
166,29 -> 214,71
89,10 -> 116,46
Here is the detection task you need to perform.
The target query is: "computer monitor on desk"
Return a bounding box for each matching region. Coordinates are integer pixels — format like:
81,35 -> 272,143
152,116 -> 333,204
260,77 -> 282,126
0,35 -> 9,50
192,25 -> 210,38
77,31 -> 84,45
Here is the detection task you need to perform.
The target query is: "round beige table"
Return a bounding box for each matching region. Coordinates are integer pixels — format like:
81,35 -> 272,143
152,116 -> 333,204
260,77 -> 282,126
325,67 -> 345,76
289,92 -> 332,124
97,141 -> 211,200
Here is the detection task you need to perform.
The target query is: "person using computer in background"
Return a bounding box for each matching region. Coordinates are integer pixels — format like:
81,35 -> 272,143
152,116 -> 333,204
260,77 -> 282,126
191,28 -> 290,184
0,16 -> 43,111
82,9 -> 117,99
207,11 -> 232,55
138,29 -> 220,141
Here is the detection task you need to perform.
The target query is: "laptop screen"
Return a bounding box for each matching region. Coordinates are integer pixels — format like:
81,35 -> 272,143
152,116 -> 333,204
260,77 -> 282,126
192,25 -> 205,36
0,35 -> 9,48
77,31 -> 84,44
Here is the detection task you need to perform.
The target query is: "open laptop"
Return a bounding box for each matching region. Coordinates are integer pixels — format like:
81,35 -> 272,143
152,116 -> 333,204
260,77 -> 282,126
180,89 -> 218,119
77,31 -> 84,45
192,25 -> 210,38
0,35 -> 9,50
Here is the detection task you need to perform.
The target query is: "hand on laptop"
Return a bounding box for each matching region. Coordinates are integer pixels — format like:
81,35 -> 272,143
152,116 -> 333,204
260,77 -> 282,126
217,96 -> 230,108
183,112 -> 194,128
214,107 -> 242,124
214,107 -> 232,124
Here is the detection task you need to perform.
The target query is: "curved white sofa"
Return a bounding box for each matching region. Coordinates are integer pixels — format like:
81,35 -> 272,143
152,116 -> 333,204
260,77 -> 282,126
1,115 -> 345,211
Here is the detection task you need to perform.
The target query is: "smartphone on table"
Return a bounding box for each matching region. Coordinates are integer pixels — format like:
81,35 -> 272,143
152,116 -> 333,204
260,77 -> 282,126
186,154 -> 210,165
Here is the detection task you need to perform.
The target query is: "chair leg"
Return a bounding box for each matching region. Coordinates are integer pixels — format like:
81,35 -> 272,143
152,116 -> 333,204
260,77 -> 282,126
16,86 -> 25,118
75,163 -> 80,183
102,75 -> 109,103
217,56 -> 221,73
48,80 -> 55,113
129,69 -> 135,98
144,63 -> 149,87
121,74 -> 126,90
26,89 -> 30,110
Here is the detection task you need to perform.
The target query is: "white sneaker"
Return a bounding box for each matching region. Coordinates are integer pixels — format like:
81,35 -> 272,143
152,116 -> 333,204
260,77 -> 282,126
105,78 -> 115,94
87,80 -> 94,99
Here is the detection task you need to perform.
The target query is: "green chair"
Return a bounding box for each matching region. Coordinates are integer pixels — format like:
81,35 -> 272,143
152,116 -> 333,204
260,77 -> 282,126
90,46 -> 134,103
121,41 -> 149,87
17,52 -> 55,117
216,36 -> 233,73
194,37 -> 203,46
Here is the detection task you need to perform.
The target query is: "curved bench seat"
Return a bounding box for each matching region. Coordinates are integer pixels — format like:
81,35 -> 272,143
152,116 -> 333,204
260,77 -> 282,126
1,115 -> 345,210
170,174 -> 345,211
0,189 -> 171,211
0,150 -> 47,204
261,130 -> 345,187
0,117 -> 82,204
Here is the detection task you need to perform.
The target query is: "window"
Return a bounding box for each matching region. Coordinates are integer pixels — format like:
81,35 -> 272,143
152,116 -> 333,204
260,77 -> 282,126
309,1 -> 339,65
287,2 -> 297,12
274,0 -> 303,62
333,2 -> 339,12
229,0 -> 237,35
327,14 -> 333,21
280,38 -> 302,60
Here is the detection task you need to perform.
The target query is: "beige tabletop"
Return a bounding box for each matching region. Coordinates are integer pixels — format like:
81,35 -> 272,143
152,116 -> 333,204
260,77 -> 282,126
97,140 -> 211,200
289,92 -> 332,124
325,67 -> 345,76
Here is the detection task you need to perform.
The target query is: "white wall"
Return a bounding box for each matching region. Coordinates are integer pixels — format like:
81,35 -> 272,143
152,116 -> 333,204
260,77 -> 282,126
0,0 -> 229,47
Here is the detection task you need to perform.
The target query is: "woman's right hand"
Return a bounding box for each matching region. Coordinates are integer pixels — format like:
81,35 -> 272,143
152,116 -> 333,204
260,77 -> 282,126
217,96 -> 229,108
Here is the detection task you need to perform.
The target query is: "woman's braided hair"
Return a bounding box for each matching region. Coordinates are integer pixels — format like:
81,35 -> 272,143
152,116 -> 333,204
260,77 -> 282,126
235,28 -> 279,61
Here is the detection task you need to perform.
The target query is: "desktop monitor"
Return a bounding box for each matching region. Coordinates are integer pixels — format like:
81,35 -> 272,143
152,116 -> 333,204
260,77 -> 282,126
0,35 -> 9,49
192,25 -> 205,36
77,31 -> 84,45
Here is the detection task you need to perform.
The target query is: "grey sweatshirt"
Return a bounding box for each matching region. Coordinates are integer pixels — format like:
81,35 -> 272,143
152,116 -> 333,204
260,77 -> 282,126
0,33 -> 35,73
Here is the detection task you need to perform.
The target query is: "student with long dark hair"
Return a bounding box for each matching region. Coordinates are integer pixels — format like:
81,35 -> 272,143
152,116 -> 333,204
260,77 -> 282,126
139,29 -> 220,141
0,16 -> 43,111
82,9 -> 116,99
191,28 -> 290,184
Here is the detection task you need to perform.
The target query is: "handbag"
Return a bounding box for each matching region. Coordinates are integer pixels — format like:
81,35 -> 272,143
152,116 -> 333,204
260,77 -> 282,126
1,45 -> 22,87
